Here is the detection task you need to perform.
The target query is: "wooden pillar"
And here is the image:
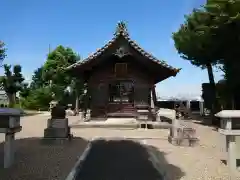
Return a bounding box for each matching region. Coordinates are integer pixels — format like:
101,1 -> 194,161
83,85 -> 89,117
150,85 -> 157,121
151,85 -> 157,105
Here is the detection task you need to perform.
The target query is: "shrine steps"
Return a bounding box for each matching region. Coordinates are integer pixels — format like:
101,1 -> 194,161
107,112 -> 138,118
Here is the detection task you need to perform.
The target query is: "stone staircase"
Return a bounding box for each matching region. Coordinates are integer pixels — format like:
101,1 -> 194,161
107,103 -> 137,118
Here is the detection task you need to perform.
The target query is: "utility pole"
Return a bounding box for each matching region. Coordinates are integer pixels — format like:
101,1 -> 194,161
48,44 -> 51,87
48,44 -> 51,54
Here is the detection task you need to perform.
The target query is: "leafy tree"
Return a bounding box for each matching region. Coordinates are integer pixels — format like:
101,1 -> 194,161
0,64 -> 24,107
175,0 -> 240,110
42,45 -> 80,102
204,0 -> 240,109
21,86 -> 53,110
19,82 -> 30,98
30,66 -> 45,89
173,8 -> 221,119
20,45 -> 84,111
0,41 -> 6,65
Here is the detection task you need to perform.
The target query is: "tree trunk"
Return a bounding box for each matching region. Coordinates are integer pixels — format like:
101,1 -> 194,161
7,93 -> 15,108
223,59 -> 240,110
206,63 -> 219,126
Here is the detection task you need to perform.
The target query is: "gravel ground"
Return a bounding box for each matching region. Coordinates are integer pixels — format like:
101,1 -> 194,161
0,115 -> 239,180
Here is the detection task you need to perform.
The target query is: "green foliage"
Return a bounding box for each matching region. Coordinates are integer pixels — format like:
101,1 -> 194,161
21,86 -> 53,110
21,45 -> 84,110
0,41 -> 6,65
201,0 -> 240,108
42,45 -> 80,101
173,9 -> 220,69
0,64 -> 25,107
30,66 -> 45,89
205,0 -> 240,88
173,0 -> 240,110
0,64 -> 24,94
42,46 -> 79,84
19,83 -> 30,98
173,7 -> 221,115
70,78 -> 85,97
174,0 -> 240,68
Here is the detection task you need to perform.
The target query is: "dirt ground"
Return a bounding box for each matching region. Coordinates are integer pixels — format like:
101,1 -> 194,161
0,114 -> 239,180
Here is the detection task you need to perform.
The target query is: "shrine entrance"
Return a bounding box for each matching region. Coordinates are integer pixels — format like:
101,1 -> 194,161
109,80 -> 134,104
108,80 -> 135,115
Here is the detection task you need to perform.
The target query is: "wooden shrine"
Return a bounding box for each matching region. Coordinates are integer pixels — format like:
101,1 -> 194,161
66,22 -> 180,120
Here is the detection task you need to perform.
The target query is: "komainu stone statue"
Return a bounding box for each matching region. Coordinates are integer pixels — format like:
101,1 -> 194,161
51,104 -> 66,119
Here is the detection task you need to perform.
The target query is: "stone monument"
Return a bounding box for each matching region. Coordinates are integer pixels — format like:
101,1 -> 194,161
44,103 -> 72,140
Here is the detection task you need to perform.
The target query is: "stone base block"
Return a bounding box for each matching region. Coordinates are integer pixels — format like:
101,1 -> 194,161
44,127 -> 70,139
47,118 -> 68,128
168,135 -> 199,147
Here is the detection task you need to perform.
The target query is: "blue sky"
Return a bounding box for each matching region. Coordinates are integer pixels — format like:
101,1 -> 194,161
0,0 -> 222,98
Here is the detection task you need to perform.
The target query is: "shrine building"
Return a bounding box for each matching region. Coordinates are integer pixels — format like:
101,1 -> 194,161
66,22 -> 180,120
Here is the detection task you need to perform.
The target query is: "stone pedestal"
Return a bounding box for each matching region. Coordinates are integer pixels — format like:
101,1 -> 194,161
168,118 -> 199,147
168,127 -> 199,146
4,133 -> 15,168
137,109 -> 149,129
44,118 -> 71,139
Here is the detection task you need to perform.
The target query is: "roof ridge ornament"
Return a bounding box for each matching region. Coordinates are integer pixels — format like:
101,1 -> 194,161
114,21 -> 129,36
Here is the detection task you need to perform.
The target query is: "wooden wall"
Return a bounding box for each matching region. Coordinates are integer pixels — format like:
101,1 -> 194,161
87,56 -> 153,117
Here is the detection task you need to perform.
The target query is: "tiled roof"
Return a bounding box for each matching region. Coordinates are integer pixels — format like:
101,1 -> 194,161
66,22 -> 181,73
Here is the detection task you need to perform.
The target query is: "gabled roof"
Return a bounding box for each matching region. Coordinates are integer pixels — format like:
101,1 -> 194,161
66,21 -> 181,74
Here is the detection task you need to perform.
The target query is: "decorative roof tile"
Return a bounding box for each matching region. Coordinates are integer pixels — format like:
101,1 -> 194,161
66,22 -> 181,73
